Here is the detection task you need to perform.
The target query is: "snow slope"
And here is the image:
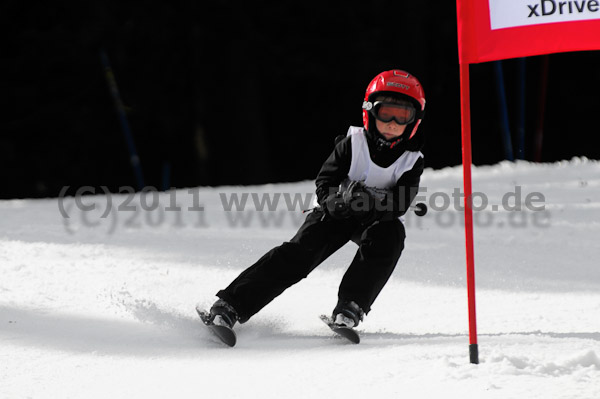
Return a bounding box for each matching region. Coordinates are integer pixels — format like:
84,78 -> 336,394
1,158 -> 600,399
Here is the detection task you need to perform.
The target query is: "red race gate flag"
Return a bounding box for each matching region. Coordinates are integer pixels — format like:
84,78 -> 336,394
457,0 -> 600,63
456,0 -> 599,364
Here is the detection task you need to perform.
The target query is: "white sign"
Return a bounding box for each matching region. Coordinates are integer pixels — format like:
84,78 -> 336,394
489,0 -> 600,30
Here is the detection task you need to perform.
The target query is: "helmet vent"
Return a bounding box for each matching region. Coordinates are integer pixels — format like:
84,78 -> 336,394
393,70 -> 410,78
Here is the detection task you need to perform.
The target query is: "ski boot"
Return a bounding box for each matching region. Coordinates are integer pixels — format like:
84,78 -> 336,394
209,299 -> 239,329
332,300 -> 364,328
320,300 -> 364,344
197,299 -> 239,347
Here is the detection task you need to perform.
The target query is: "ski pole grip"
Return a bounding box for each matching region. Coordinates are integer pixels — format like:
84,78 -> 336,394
413,202 -> 427,216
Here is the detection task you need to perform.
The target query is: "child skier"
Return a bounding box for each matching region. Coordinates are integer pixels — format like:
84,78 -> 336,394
205,69 -> 426,333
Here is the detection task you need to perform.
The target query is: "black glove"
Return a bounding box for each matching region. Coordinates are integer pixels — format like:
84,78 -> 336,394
344,181 -> 378,224
323,192 -> 351,220
324,181 -> 389,224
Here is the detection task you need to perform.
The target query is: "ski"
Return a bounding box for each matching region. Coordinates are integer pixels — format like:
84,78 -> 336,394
319,315 -> 360,344
196,306 -> 237,347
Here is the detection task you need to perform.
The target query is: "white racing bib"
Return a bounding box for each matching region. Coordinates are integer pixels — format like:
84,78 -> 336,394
346,126 -> 422,190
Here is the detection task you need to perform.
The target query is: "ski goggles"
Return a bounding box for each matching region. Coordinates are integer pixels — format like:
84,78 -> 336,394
369,101 -> 416,125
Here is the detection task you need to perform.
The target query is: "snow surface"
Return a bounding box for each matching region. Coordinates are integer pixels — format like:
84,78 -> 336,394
1,158 -> 600,399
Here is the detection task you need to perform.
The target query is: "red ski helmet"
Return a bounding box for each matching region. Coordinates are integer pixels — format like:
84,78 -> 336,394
362,70 -> 426,140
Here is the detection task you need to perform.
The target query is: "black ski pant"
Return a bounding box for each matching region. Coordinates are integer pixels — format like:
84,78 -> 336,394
216,209 -> 406,323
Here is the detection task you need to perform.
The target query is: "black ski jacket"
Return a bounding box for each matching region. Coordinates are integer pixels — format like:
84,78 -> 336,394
315,127 -> 424,219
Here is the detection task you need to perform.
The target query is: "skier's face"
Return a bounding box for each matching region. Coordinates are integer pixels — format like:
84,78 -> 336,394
375,118 -> 407,140
372,95 -> 411,140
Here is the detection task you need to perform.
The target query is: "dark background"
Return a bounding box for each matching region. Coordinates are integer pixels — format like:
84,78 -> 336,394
3,1 -> 599,199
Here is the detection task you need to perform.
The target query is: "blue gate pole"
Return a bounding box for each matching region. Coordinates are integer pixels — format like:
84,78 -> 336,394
534,55 -> 549,162
100,49 -> 145,190
516,58 -> 526,160
493,61 -> 514,161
